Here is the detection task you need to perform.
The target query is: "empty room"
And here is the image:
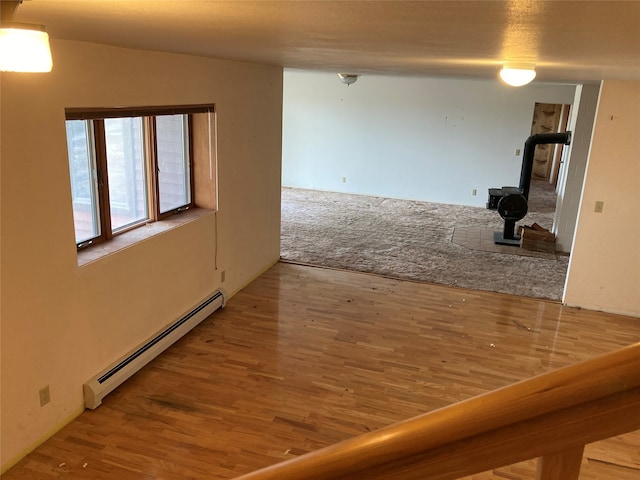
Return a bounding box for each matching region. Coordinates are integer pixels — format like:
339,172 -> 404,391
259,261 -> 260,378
1,1 -> 639,479
280,70 -> 583,300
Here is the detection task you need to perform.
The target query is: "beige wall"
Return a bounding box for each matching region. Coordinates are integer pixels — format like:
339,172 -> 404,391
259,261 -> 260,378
564,80 -> 640,316
0,40 -> 283,470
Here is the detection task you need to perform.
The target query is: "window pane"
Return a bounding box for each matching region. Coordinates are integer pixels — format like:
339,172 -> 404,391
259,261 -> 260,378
104,117 -> 148,231
156,114 -> 191,213
65,120 -> 100,243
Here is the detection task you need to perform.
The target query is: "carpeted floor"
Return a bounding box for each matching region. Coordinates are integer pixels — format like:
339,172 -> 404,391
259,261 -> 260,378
280,180 -> 569,300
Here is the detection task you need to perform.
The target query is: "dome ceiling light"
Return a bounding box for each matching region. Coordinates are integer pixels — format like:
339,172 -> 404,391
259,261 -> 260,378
337,73 -> 360,86
0,0 -> 53,72
499,65 -> 536,87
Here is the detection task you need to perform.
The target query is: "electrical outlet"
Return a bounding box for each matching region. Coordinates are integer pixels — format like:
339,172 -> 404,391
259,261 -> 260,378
515,148 -> 521,156
472,189 -> 477,196
39,385 -> 50,406
341,177 -> 347,183
221,270 -> 226,282
594,201 -> 604,213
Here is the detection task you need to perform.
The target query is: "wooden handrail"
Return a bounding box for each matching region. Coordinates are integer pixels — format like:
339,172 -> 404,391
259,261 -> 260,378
234,342 -> 640,480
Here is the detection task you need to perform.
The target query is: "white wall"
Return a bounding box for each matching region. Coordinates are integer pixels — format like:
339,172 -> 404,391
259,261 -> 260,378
0,40 -> 283,471
564,81 -> 640,316
283,70 -> 576,206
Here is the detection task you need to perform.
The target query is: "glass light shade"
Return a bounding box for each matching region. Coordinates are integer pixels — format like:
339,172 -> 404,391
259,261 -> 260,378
0,26 -> 52,72
338,73 -> 359,85
499,66 -> 536,87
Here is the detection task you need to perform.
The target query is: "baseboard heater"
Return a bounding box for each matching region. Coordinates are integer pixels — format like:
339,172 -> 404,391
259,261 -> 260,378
83,290 -> 225,409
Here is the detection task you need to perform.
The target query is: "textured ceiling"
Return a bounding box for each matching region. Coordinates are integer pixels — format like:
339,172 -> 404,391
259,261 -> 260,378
12,0 -> 640,83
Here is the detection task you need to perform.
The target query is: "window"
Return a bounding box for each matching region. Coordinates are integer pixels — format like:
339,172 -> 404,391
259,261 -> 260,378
65,105 -> 214,249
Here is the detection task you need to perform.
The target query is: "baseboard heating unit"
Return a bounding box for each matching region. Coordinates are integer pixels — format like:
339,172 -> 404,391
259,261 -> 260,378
83,290 -> 225,409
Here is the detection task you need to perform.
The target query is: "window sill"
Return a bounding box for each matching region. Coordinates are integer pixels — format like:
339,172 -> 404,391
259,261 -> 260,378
77,208 -> 215,267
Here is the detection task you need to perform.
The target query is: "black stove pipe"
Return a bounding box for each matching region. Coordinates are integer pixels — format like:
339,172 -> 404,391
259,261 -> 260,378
518,131 -> 571,199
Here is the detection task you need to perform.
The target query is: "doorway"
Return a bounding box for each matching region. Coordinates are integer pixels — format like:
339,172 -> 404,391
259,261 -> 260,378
526,102 -> 571,230
529,102 -> 571,187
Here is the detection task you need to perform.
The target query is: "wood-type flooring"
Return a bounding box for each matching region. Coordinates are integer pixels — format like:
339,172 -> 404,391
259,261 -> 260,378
4,262 -> 639,479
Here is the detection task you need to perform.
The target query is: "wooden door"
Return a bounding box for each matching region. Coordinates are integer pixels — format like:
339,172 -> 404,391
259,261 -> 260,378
529,103 -> 564,180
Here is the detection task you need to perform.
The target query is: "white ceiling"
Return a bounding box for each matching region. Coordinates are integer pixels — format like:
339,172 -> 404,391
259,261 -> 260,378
13,0 -> 640,83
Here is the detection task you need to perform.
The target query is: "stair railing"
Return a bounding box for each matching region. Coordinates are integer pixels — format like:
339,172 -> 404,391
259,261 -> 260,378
233,342 -> 640,480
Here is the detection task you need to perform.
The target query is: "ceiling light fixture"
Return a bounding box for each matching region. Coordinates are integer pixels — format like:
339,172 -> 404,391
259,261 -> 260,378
499,65 -> 536,87
0,0 -> 52,72
337,73 -> 359,86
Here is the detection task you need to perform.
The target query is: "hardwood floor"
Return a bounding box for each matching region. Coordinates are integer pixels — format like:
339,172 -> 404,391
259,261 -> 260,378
5,262 -> 639,479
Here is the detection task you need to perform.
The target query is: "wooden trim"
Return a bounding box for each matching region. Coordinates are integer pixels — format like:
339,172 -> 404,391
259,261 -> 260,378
551,104 -> 572,188
71,111 -> 200,249
155,114 -> 195,220
146,116 -> 160,221
234,342 -> 640,480
187,114 -> 196,210
92,120 -> 113,241
65,104 -> 215,120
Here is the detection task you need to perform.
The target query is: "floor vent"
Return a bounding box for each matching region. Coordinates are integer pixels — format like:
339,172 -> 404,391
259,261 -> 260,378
83,290 -> 225,409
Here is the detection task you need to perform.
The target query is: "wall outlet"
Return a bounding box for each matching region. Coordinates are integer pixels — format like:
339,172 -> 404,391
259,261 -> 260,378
515,148 -> 521,156
341,176 -> 347,183
221,270 -> 226,282
472,189 -> 477,196
39,385 -> 50,406
594,201 -> 604,213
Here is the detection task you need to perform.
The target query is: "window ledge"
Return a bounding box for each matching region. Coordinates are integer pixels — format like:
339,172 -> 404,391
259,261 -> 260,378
77,208 -> 215,267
